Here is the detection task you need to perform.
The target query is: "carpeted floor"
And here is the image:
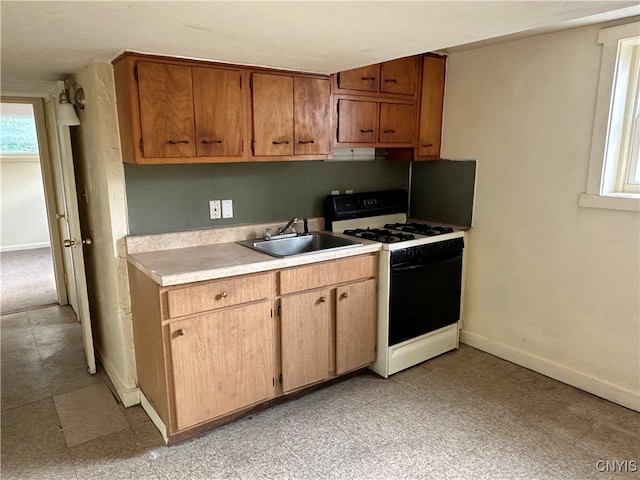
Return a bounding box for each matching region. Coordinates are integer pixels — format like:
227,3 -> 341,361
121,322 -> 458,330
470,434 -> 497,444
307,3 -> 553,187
0,247 -> 57,314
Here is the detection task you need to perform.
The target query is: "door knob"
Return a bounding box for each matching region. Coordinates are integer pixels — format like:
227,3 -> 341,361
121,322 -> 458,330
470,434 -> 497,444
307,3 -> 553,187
63,238 -> 93,248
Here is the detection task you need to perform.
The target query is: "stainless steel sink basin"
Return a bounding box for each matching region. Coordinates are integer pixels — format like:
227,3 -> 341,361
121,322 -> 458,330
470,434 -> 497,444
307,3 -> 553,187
237,232 -> 362,258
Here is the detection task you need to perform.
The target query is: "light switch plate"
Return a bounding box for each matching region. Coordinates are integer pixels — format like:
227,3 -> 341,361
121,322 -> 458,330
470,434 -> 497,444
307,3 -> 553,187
222,199 -> 233,218
209,200 -> 221,220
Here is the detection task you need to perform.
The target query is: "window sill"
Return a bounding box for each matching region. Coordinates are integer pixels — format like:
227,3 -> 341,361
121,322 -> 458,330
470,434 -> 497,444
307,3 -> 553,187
578,193 -> 640,212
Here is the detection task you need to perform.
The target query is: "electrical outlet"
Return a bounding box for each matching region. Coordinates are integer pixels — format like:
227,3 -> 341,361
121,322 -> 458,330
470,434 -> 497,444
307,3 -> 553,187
345,189 -> 354,194
331,190 -> 340,195
209,200 -> 221,220
222,199 -> 233,218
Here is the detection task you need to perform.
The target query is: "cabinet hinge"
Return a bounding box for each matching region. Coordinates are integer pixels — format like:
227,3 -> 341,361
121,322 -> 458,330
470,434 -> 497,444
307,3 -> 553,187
139,138 -> 144,153
279,373 -> 283,384
134,65 -> 138,82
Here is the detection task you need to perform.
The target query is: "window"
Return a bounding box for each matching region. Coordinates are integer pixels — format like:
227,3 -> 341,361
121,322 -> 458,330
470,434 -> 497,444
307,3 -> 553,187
0,103 -> 39,154
580,22 -> 640,212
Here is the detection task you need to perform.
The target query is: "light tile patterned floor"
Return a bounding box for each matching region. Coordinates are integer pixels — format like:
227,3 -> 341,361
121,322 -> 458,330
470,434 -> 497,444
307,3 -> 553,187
1,305 -> 639,479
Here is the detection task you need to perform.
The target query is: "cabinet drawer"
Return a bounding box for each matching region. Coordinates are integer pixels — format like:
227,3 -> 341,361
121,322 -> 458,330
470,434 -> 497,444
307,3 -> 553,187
279,254 -> 376,295
165,272 -> 273,319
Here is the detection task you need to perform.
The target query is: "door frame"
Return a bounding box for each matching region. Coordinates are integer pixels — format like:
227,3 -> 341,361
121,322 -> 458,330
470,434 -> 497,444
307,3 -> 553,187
1,96 -> 69,306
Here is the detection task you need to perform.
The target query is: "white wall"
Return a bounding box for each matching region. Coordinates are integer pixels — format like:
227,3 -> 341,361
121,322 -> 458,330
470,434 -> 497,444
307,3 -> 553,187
443,22 -> 640,409
0,155 -> 50,251
71,62 -> 138,406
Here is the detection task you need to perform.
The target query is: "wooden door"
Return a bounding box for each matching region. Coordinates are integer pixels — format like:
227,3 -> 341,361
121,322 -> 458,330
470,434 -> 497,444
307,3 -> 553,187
168,300 -> 275,431
192,67 -> 243,157
252,73 -> 294,156
337,99 -> 378,144
381,57 -> 419,96
280,289 -> 331,392
417,55 -> 446,159
335,279 -> 377,375
379,103 -> 415,143
337,64 -> 380,92
137,62 -> 195,158
293,77 -> 331,155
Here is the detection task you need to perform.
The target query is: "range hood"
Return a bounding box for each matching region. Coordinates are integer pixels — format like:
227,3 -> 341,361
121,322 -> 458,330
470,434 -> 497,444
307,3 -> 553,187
326,148 -> 376,162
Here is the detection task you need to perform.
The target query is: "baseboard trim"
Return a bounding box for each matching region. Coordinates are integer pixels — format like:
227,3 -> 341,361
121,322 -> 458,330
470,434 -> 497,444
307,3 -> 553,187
460,330 -> 640,412
95,347 -> 140,407
0,242 -> 51,252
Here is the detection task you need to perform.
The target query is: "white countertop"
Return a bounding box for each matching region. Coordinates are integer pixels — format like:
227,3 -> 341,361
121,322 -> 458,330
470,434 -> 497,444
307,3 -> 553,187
127,233 -> 381,287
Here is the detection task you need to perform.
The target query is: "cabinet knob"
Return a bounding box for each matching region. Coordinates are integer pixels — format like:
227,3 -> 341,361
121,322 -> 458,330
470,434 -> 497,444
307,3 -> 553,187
218,291 -> 228,299
383,129 -> 396,134
340,292 -> 349,300
421,143 -> 434,148
361,76 -> 376,81
167,139 -> 190,145
384,79 -> 398,83
318,296 -> 326,303
202,139 -> 222,144
298,140 -> 315,144
272,140 -> 290,145
360,129 -> 374,133
177,328 -> 186,336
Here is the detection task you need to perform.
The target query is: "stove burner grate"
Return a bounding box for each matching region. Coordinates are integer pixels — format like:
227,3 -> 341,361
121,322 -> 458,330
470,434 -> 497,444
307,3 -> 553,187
343,228 -> 416,243
384,222 -> 454,236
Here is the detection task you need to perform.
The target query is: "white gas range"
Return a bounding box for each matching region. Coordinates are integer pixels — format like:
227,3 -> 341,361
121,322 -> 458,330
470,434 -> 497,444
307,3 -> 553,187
325,190 -> 465,377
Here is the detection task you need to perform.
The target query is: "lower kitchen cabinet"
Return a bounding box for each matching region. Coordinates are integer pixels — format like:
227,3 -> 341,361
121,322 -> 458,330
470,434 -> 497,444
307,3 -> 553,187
336,279 -> 377,375
280,289 -> 331,393
128,252 -> 378,442
278,255 -> 378,392
168,300 -> 276,430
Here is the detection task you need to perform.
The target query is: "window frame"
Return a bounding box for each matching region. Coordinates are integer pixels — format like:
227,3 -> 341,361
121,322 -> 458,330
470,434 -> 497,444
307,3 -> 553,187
580,21 -> 640,212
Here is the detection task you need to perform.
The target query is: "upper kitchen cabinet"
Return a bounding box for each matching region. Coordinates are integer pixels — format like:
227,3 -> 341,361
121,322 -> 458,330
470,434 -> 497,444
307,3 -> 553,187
333,55 -> 420,148
336,64 -> 381,93
335,56 -> 419,98
136,62 -> 196,158
380,57 -> 419,96
192,67 -> 244,157
251,72 -> 331,160
416,54 -> 446,160
113,53 -> 248,164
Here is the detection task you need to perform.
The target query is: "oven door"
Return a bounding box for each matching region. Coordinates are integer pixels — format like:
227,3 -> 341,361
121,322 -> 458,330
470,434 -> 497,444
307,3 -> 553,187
388,244 -> 463,346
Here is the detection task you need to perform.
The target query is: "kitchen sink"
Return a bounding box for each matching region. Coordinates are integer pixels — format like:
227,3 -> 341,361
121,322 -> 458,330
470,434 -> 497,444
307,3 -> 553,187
237,232 -> 362,258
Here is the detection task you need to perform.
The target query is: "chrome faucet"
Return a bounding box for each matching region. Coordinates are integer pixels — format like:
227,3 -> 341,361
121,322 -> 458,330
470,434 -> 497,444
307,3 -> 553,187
278,217 -> 298,235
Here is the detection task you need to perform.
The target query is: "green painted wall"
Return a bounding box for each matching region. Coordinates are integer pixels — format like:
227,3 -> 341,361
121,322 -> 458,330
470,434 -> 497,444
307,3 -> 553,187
410,159 -> 476,227
125,157 -> 409,234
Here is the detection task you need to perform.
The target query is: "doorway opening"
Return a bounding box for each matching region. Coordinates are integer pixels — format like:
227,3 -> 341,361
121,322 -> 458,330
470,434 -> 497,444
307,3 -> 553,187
0,102 -> 57,314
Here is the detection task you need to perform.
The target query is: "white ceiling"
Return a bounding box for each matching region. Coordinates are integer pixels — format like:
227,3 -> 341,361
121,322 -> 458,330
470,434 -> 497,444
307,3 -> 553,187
1,1 -> 639,95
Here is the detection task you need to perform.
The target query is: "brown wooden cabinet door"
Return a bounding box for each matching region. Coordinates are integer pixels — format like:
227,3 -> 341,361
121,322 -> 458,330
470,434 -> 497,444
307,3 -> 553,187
293,77 -> 331,155
381,57 -> 419,96
379,103 -> 415,143
192,67 -> 243,157
280,289 -> 331,392
168,300 -> 275,430
137,62 -> 196,158
337,64 -> 381,93
337,99 -> 378,144
417,56 -> 446,159
335,279 -> 377,375
252,73 -> 294,156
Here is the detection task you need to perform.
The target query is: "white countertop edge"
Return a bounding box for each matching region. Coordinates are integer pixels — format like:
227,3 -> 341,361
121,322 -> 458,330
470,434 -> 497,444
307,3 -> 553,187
129,241 -> 381,287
